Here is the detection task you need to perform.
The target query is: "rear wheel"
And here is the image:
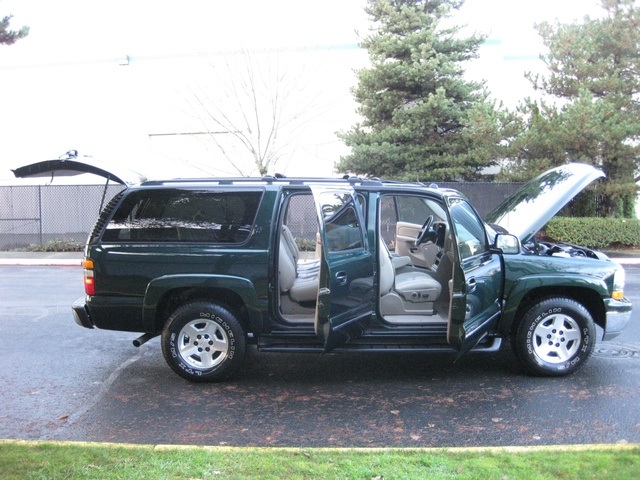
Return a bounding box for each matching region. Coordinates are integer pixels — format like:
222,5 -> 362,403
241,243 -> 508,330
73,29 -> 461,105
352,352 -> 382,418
161,302 -> 246,382
514,297 -> 595,376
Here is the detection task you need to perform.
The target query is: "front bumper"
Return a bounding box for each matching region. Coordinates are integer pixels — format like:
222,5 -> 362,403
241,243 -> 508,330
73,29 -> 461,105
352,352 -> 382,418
72,297 -> 94,329
603,297 -> 632,341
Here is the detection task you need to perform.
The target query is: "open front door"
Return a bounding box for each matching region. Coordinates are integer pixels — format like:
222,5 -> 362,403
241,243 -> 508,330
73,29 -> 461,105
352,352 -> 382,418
446,198 -> 503,355
310,186 -> 374,352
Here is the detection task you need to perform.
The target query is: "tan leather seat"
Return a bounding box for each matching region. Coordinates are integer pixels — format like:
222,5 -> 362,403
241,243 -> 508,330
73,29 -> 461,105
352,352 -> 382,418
379,240 -> 441,303
279,236 -> 318,303
281,225 -> 320,277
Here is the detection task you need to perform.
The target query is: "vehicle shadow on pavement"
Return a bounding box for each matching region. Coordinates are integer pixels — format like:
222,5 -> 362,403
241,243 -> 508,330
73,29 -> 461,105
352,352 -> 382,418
57,343 -> 583,448
56,340 -> 639,448
239,345 -> 522,384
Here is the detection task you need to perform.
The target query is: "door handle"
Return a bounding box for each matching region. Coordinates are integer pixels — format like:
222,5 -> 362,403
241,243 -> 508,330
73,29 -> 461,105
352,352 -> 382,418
335,271 -> 348,286
466,277 -> 477,293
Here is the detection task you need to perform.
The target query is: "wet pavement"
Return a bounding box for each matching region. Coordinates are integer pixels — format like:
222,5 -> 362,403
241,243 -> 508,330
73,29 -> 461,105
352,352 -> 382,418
0,264 -> 639,447
54,343 -> 640,447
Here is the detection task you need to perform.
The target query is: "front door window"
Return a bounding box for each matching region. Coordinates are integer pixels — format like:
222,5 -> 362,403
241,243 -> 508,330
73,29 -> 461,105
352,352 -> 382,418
448,198 -> 488,260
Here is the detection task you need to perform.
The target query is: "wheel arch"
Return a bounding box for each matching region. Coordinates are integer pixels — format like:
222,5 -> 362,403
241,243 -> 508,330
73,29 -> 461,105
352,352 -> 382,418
143,275 -> 263,336
502,285 -> 606,336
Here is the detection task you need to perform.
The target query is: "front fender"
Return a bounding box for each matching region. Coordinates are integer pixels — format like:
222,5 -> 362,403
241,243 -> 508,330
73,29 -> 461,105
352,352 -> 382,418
142,274 -> 263,333
501,274 -> 609,331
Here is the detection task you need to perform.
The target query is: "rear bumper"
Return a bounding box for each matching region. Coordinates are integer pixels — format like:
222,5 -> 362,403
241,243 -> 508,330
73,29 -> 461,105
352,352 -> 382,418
72,297 -> 94,329
603,297 -> 632,341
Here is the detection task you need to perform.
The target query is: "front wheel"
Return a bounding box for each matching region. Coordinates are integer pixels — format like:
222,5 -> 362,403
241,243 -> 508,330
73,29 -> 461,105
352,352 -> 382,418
514,297 -> 595,376
161,302 -> 246,382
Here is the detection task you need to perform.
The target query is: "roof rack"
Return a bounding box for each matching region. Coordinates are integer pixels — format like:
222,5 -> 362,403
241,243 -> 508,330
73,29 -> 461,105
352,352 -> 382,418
140,175 -> 385,187
136,174 -> 461,193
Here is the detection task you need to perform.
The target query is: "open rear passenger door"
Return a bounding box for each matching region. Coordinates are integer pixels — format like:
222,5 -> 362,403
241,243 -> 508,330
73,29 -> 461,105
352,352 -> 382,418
310,186 -> 374,351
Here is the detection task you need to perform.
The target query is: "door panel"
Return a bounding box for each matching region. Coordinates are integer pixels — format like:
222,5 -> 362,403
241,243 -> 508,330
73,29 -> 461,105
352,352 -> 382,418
448,252 -> 502,353
396,221 -> 423,265
396,221 -> 443,269
310,186 -> 374,351
446,198 -> 503,354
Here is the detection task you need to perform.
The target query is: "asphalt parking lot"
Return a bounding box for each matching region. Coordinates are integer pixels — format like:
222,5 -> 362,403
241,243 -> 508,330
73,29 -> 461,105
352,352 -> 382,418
0,261 -> 639,447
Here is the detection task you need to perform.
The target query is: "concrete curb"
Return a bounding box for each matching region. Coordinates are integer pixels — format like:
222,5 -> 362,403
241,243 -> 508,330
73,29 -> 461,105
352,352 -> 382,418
0,258 -> 82,266
614,258 -> 640,265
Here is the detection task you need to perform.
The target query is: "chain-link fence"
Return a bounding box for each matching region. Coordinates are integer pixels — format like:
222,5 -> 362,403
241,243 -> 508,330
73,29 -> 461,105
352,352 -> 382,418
0,182 -> 522,250
0,184 -> 125,249
438,181 -> 523,217
283,182 -> 524,244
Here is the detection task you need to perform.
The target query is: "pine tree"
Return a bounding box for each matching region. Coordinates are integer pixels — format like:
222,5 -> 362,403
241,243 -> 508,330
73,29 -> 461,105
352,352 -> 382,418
503,0 -> 640,217
337,0 -> 504,181
0,14 -> 29,46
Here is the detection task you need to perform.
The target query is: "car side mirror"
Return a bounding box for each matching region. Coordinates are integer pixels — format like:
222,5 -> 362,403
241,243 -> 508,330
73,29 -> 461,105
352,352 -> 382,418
495,234 -> 520,254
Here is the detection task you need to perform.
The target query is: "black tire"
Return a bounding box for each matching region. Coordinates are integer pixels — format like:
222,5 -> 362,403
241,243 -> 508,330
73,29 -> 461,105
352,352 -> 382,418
514,297 -> 595,377
161,302 -> 246,382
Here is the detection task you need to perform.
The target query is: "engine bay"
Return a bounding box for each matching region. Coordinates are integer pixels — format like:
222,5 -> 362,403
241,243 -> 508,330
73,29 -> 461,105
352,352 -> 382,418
523,239 -> 608,260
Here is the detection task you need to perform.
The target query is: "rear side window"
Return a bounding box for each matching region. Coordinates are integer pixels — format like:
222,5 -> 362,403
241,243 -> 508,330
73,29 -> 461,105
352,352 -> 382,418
102,189 -> 263,244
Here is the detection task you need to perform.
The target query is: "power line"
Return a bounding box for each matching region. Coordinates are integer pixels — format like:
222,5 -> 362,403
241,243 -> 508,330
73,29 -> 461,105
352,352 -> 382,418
0,44 -> 363,71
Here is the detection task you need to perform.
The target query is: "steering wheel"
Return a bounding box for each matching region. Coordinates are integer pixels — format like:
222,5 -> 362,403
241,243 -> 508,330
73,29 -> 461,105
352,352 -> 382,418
415,215 -> 434,246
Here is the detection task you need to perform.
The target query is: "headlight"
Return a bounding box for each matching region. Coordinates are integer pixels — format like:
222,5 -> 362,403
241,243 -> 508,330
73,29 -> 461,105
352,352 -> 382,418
612,264 -> 625,300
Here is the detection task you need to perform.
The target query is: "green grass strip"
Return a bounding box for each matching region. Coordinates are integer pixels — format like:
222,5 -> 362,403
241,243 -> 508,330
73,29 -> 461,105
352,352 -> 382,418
0,441 -> 638,479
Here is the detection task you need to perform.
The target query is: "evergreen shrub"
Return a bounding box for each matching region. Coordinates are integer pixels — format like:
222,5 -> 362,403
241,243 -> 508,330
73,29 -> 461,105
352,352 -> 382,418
545,217 -> 640,249
25,239 -> 84,252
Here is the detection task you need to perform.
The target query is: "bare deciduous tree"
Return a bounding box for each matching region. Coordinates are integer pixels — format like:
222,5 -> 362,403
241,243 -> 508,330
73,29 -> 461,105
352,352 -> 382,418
186,49 -> 318,177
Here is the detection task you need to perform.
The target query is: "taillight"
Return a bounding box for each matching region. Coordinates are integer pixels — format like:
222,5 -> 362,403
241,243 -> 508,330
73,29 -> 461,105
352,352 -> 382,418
83,258 -> 95,296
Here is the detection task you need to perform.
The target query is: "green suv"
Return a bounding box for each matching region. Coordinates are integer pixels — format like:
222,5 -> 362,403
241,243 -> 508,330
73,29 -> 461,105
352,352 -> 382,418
72,163 -> 632,382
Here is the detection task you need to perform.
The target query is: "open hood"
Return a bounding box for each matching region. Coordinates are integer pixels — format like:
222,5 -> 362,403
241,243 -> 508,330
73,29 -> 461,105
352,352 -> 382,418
12,151 -> 147,185
485,163 -> 605,243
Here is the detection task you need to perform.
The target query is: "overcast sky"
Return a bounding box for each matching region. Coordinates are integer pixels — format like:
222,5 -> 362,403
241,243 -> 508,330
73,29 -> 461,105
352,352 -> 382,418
0,0 -> 604,181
